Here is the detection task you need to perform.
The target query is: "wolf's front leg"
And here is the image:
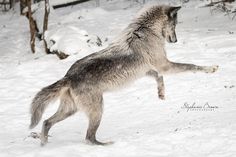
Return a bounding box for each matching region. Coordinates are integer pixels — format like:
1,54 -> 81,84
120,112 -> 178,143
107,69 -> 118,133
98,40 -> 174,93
146,70 -> 165,100
161,61 -> 219,74
157,76 -> 165,100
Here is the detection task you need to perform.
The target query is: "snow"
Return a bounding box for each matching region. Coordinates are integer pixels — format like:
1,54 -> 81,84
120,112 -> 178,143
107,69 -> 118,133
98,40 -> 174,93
0,0 -> 236,157
46,26 -> 89,54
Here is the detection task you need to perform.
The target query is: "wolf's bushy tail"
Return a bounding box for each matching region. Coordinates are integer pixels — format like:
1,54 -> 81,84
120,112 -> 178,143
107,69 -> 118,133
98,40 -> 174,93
29,78 -> 69,129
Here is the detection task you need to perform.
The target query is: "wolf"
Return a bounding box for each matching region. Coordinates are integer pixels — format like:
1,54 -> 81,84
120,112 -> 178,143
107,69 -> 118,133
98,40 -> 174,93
29,5 -> 218,145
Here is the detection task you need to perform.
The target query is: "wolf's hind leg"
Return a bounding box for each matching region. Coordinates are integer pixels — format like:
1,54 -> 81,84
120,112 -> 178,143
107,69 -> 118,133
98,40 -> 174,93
41,90 -> 77,146
84,94 -> 112,145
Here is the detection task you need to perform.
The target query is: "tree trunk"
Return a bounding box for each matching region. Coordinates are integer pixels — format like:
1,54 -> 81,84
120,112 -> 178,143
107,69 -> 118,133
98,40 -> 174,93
42,0 -> 50,54
20,0 -> 27,15
27,0 -> 36,53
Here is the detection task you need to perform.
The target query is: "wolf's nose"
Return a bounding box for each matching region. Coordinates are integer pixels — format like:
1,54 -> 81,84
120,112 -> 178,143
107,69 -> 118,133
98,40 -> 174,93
171,39 -> 177,43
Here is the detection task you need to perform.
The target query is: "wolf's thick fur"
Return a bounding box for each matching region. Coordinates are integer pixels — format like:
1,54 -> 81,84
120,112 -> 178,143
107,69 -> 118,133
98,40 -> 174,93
30,5 -> 218,145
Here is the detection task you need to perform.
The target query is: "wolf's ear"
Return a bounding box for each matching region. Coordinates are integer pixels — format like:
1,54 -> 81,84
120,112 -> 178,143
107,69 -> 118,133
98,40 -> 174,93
169,6 -> 181,18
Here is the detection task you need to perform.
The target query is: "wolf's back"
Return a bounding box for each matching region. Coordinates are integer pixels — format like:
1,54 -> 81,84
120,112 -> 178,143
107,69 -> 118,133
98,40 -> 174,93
29,78 -> 69,129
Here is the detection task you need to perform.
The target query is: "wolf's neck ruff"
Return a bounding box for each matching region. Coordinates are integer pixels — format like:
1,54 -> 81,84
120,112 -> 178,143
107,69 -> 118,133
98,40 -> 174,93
115,5 -> 176,53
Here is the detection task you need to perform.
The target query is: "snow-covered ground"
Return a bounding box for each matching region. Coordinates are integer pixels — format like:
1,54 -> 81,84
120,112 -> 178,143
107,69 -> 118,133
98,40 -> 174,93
0,0 -> 236,157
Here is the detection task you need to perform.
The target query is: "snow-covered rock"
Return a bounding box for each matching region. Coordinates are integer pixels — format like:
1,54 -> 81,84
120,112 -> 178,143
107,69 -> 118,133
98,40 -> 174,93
45,25 -> 103,55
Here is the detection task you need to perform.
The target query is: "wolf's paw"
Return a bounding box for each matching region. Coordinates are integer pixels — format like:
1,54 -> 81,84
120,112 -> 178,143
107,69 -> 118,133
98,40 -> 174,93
40,135 -> 49,146
204,65 -> 219,73
158,94 -> 165,100
86,139 -> 114,146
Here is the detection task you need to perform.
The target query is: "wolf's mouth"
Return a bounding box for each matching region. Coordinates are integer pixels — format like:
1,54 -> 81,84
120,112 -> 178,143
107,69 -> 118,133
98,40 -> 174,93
168,36 -> 177,43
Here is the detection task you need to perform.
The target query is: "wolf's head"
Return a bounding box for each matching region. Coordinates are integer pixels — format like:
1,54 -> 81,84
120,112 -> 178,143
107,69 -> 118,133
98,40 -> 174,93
135,5 -> 181,43
162,6 -> 181,43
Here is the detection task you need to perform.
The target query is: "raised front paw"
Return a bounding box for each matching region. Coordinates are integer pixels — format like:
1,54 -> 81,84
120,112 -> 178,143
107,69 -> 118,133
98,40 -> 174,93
204,65 -> 219,73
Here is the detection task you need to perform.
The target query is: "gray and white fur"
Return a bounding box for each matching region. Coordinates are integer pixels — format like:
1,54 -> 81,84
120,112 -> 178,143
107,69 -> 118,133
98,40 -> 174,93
29,5 -> 218,146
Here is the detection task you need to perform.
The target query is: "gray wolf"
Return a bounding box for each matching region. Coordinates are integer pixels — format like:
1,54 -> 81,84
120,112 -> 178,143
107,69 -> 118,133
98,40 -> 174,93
29,5 -> 218,145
